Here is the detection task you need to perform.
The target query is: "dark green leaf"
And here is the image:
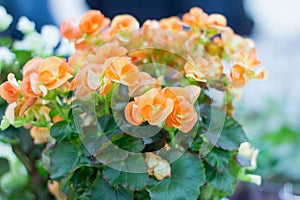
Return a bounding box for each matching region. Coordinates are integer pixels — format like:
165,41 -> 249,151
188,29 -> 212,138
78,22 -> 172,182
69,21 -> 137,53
91,178 -> 133,200
111,133 -> 145,152
205,148 -> 232,172
205,109 -> 247,150
50,142 -> 80,180
147,152 -> 205,200
205,158 -> 240,195
0,158 -> 9,177
134,190 -> 151,200
50,120 -> 77,142
98,114 -> 121,137
103,154 -> 149,191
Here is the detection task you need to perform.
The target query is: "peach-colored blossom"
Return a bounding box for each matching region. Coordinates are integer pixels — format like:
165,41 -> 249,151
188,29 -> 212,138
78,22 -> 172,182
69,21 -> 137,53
234,48 -> 261,69
30,126 -> 50,144
128,72 -> 163,97
182,7 -> 208,27
206,14 -> 227,27
72,63 -> 103,96
136,88 -> 174,126
60,19 -> 83,40
162,85 -> 201,104
79,10 -> 110,35
38,56 -> 73,90
104,57 -> 139,86
162,86 -> 200,133
230,64 -> 247,87
0,73 -> 21,103
184,56 -> 223,82
110,14 -> 139,35
87,42 -> 127,64
124,101 -> 144,126
125,88 -> 174,126
159,17 -> 182,31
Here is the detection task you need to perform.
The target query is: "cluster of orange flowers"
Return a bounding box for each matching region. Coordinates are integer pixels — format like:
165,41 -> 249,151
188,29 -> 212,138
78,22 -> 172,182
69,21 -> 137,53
125,86 -> 200,133
0,8 -> 266,144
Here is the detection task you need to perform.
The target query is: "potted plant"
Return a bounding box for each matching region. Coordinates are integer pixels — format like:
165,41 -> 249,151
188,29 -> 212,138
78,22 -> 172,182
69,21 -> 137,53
0,7 -> 267,200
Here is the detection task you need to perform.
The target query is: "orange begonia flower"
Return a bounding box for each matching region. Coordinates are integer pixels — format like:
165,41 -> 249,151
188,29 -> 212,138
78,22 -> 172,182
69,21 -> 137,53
38,56 -> 73,90
87,42 -> 127,64
72,63 -> 104,97
110,14 -> 139,35
104,57 -> 139,86
162,85 -> 201,104
206,14 -> 227,27
79,10 -> 110,35
136,88 -> 174,126
125,88 -> 174,126
124,101 -> 144,126
235,48 -> 261,69
182,7 -> 208,27
165,96 -> 198,133
0,73 -> 21,103
30,126 -> 50,144
129,72 -> 163,97
184,56 -> 223,82
230,64 -> 248,87
162,86 -> 200,133
159,17 -> 182,31
60,19 -> 83,40
21,58 -> 45,97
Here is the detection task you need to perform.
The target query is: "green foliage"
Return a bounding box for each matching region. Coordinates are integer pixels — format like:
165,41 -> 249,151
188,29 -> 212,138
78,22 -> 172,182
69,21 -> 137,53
91,177 -> 133,200
147,152 -> 206,200
50,142 -> 89,180
50,120 -> 78,142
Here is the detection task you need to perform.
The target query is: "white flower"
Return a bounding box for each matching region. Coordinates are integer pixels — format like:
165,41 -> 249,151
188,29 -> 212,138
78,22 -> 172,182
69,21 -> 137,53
0,6 -> 13,31
17,16 -> 35,34
0,47 -> 15,65
41,25 -> 60,48
55,38 -> 75,56
13,32 -> 44,54
248,174 -> 262,185
238,142 -> 259,169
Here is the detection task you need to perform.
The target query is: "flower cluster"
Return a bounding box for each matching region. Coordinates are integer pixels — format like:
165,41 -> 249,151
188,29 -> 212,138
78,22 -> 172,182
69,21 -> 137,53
125,86 -> 200,133
0,7 -> 266,199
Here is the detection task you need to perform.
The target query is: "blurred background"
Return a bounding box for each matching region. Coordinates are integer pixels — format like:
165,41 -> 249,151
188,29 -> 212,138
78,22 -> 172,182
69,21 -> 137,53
0,0 -> 300,199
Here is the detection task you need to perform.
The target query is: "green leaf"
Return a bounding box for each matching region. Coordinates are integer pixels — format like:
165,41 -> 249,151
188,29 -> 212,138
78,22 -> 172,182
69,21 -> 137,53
12,50 -> 33,67
205,148 -> 232,172
91,177 -> 133,200
205,158 -> 240,195
206,113 -> 247,150
0,37 -> 13,47
98,114 -> 121,137
147,152 -> 205,200
50,142 -> 80,180
0,158 -> 9,178
111,133 -> 145,152
50,120 -> 77,142
0,117 -> 10,130
134,190 -> 151,200
103,154 -> 149,191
